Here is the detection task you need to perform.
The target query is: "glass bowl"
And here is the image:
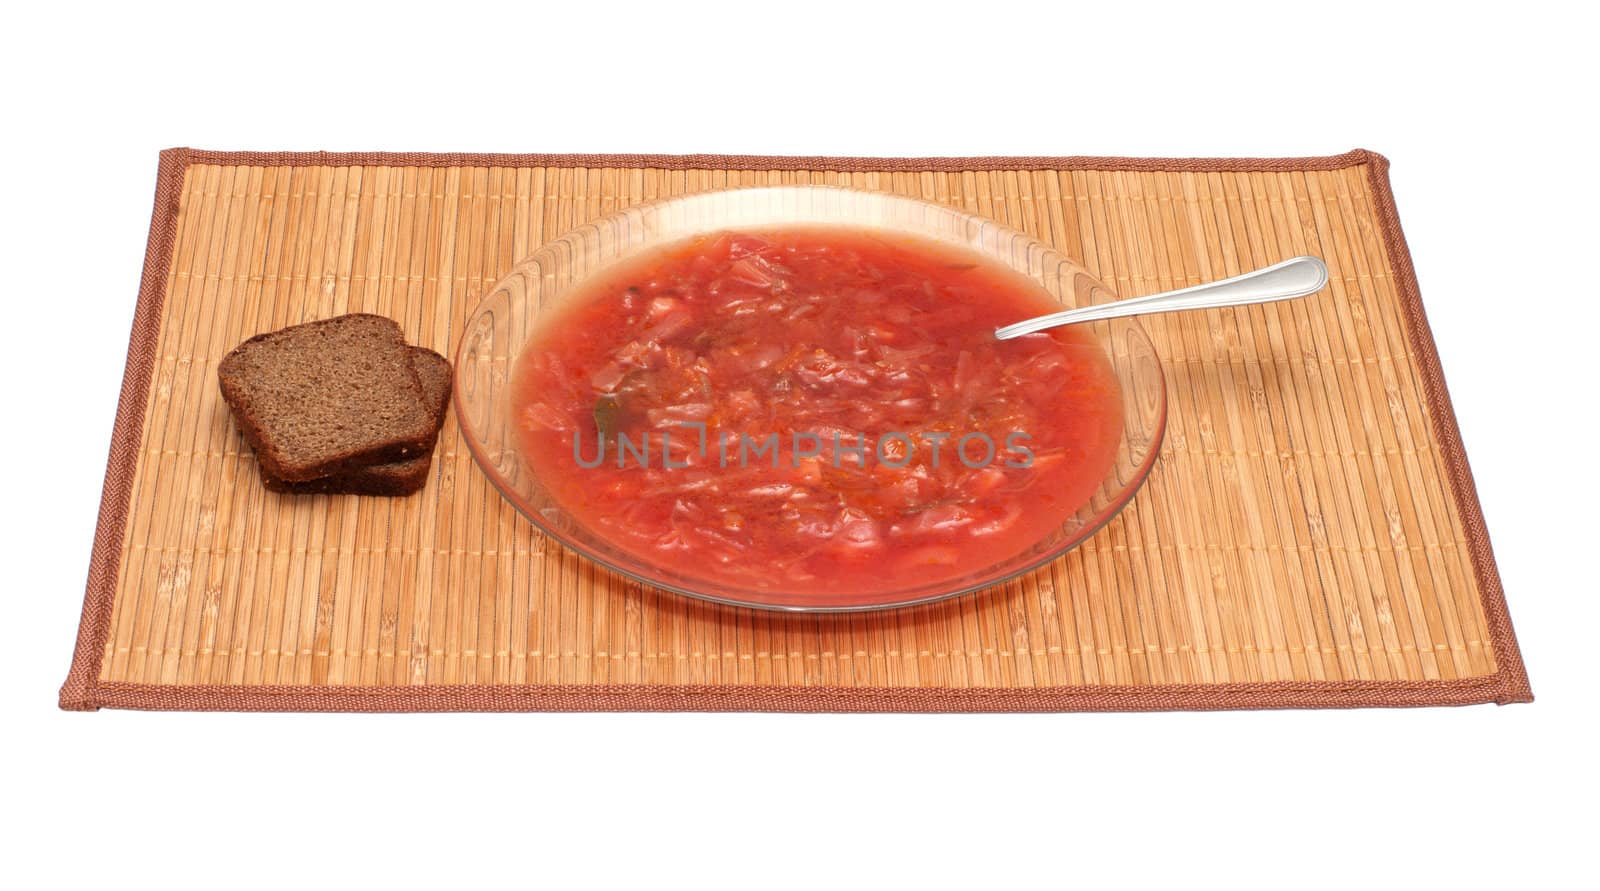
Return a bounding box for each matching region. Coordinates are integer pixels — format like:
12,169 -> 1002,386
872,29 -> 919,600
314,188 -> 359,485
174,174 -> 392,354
455,186 -> 1165,612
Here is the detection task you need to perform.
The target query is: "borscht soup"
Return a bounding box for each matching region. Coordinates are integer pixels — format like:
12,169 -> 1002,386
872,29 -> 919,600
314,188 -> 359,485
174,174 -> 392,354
510,227 -> 1123,602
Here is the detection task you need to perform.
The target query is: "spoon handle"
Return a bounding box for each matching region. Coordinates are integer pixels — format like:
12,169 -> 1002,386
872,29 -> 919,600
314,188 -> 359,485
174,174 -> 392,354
994,255 -> 1329,340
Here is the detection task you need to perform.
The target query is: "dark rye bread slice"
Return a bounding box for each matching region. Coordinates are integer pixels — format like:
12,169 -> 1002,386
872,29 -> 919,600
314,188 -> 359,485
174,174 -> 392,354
218,314 -> 435,482
262,347 -> 453,496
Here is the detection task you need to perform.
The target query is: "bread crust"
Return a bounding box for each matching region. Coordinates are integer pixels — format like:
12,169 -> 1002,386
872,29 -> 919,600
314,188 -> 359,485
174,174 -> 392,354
262,457 -> 434,496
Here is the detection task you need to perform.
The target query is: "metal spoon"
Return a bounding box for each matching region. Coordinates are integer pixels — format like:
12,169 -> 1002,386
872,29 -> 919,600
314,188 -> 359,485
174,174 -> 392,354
994,255 -> 1329,340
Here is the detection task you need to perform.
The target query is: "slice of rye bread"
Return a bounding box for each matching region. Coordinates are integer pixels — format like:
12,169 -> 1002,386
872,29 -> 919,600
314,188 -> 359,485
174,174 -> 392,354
218,314 -> 436,481
263,347 -> 453,496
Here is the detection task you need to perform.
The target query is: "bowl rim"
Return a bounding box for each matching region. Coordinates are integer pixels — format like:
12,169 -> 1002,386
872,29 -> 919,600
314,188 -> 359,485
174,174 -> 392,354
453,184 -> 1167,613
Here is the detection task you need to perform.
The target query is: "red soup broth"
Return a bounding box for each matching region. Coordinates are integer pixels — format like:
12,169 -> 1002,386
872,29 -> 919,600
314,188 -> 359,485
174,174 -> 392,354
510,227 -> 1123,602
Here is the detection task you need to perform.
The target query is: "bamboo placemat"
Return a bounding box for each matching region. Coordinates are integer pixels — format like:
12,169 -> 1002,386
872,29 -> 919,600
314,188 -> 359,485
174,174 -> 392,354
59,148 -> 1530,711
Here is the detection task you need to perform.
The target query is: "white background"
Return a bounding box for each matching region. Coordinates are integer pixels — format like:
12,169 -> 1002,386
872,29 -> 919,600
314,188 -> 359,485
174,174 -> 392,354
2,1 -> 1595,887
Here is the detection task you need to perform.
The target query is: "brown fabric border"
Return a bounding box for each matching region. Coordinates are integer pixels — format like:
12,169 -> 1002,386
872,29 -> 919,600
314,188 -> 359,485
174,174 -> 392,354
58,147 -> 1531,712
1359,152 -> 1532,704
59,148 -> 189,711
88,675 -> 1505,712
176,147 -> 1375,173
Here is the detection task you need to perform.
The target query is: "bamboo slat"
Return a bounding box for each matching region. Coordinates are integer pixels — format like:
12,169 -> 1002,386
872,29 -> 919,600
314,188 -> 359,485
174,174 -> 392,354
59,149 -> 1530,711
